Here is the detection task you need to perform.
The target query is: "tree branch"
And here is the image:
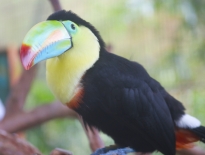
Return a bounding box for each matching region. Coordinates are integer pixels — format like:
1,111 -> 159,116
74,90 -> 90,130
78,115 -> 104,152
49,0 -> 62,12
5,66 -> 37,117
50,148 -> 73,155
177,147 -> 205,155
0,100 -> 105,153
0,130 -> 41,155
0,101 -> 77,133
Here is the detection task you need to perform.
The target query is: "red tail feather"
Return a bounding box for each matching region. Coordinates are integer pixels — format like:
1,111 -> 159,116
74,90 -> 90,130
176,129 -> 199,150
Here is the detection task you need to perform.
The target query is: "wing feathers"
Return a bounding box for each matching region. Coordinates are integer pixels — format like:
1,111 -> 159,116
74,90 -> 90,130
110,84 -> 176,155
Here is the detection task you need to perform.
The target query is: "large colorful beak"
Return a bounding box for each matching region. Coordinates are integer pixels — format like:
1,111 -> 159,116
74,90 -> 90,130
20,21 -> 72,70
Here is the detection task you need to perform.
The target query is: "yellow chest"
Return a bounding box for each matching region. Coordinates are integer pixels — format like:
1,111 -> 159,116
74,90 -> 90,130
46,50 -> 99,104
46,58 -> 84,104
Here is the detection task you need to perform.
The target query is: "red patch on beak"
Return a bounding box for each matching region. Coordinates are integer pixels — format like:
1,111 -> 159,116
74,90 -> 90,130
20,44 -> 36,70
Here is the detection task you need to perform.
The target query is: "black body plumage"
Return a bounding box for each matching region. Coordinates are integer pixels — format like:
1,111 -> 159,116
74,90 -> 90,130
77,51 -> 186,155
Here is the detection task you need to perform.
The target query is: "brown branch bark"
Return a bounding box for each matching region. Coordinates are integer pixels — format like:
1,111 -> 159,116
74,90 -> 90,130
0,101 -> 77,133
0,100 -> 104,153
7,45 -> 21,87
5,66 -> 37,117
78,115 -> 104,152
0,129 -> 75,155
85,127 -> 104,152
0,130 -> 41,155
50,148 -> 73,155
49,0 -> 62,12
177,147 -> 205,155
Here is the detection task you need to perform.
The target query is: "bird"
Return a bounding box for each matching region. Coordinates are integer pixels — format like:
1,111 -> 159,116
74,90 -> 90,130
20,10 -> 205,155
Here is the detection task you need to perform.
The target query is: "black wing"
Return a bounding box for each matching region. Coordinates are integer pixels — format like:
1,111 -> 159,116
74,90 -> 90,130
109,82 -> 176,155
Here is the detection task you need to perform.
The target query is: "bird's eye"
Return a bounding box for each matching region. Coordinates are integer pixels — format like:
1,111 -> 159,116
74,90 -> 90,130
71,24 -> 75,30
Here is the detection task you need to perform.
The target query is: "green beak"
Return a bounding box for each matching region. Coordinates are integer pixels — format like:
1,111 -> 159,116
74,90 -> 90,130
20,21 -> 72,70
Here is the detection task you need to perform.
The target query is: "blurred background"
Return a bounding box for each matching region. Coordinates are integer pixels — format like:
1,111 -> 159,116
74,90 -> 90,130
0,0 -> 205,155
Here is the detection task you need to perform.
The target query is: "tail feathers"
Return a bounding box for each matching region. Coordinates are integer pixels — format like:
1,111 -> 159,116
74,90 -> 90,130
176,129 -> 199,150
191,126 -> 205,143
176,126 -> 205,150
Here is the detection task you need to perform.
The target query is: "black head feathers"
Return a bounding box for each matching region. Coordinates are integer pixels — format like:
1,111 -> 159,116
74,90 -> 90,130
47,10 -> 105,50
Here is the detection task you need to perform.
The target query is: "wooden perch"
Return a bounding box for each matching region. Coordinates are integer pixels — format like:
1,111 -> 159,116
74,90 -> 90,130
5,66 -> 37,117
177,147 -> 205,155
78,115 -> 104,152
0,101 -> 77,133
0,101 -> 103,152
0,130 -> 41,155
49,0 -> 62,12
0,129 -> 75,155
85,127 -> 104,152
50,148 -> 73,155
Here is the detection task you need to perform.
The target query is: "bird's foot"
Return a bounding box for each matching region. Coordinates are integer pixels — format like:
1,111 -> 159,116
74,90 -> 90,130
91,146 -> 136,155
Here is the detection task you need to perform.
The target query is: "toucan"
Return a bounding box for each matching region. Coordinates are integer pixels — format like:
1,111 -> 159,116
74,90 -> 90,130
20,10 -> 205,155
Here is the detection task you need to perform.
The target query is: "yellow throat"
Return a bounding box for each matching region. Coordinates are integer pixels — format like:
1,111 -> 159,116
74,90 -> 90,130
46,26 -> 100,104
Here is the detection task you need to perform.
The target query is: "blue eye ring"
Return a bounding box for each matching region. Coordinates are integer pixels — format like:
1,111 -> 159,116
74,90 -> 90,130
61,20 -> 78,34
